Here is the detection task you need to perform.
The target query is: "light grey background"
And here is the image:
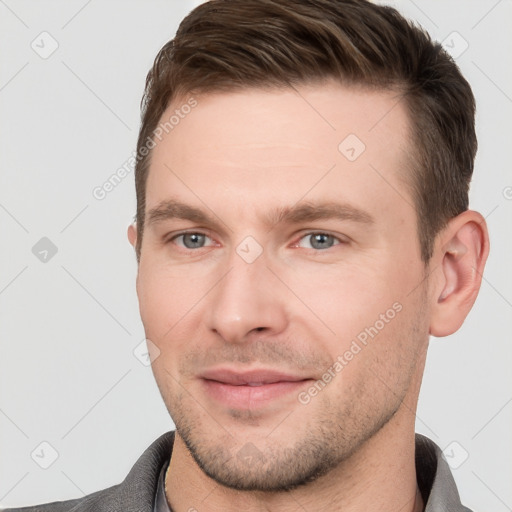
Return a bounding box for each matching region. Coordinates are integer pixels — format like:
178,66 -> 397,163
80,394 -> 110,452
0,0 -> 511,510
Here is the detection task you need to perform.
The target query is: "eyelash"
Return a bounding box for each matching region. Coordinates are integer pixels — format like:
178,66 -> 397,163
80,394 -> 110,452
168,231 -> 347,251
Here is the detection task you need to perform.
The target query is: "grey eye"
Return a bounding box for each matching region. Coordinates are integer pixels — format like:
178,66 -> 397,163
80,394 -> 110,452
181,233 -> 207,249
308,233 -> 336,250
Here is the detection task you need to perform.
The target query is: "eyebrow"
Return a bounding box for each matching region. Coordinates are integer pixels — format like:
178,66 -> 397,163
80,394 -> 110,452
266,201 -> 374,226
145,199 -> 375,230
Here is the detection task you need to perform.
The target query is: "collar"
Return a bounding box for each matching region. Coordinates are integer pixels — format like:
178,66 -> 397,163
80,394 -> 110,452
154,458 -> 172,512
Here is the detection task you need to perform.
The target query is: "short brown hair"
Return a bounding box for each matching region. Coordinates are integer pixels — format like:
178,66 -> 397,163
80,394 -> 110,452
133,0 -> 476,263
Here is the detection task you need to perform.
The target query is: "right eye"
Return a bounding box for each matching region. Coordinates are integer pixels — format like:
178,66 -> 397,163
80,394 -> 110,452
171,232 -> 214,249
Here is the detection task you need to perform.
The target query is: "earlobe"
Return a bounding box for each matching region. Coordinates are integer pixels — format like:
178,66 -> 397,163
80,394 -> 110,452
127,223 -> 137,248
429,210 -> 490,337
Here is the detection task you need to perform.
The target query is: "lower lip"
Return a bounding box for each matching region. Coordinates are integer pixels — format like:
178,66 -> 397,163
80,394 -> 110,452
201,379 -> 311,409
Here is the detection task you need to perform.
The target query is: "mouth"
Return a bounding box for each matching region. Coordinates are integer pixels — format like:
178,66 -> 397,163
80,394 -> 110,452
199,368 -> 314,409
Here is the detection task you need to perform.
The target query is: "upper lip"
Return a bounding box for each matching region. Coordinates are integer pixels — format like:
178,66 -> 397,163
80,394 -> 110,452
200,368 -> 311,386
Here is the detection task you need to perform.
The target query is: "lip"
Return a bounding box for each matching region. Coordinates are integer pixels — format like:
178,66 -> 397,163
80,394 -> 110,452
199,368 -> 313,409
200,368 -> 309,385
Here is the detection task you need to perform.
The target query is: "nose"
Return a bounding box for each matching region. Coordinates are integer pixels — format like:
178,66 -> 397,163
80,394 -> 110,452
205,250 -> 289,344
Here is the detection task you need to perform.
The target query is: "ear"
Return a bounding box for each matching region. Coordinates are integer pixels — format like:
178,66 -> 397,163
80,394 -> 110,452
127,222 -> 137,248
429,210 -> 490,337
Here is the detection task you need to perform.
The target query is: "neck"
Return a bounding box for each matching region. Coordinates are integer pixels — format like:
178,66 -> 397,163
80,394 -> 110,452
165,407 -> 424,512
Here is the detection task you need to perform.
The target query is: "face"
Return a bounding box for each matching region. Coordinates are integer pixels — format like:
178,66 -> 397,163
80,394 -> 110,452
133,81 -> 431,491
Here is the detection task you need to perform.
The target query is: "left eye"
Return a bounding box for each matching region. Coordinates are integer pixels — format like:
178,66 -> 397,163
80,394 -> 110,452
173,232 -> 213,249
296,233 -> 342,250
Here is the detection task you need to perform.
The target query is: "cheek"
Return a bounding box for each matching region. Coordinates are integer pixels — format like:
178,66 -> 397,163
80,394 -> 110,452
291,259 -> 421,361
137,263 -> 209,336
329,299 -> 425,407
285,264 -> 388,333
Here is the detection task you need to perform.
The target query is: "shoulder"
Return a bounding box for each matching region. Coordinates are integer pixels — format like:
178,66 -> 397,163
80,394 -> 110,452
0,483 -> 120,512
1,431 -> 175,512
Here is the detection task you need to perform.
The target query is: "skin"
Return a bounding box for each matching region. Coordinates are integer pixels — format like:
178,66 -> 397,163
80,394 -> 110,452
128,80 -> 489,512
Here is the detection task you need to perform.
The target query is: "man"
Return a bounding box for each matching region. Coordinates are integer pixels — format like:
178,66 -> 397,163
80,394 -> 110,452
4,0 -> 489,510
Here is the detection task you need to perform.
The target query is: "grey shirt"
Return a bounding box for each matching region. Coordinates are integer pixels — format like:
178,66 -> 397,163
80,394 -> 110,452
153,433 -> 473,512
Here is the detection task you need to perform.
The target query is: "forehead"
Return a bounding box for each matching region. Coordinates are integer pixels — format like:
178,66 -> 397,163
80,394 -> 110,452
145,82 -> 414,225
